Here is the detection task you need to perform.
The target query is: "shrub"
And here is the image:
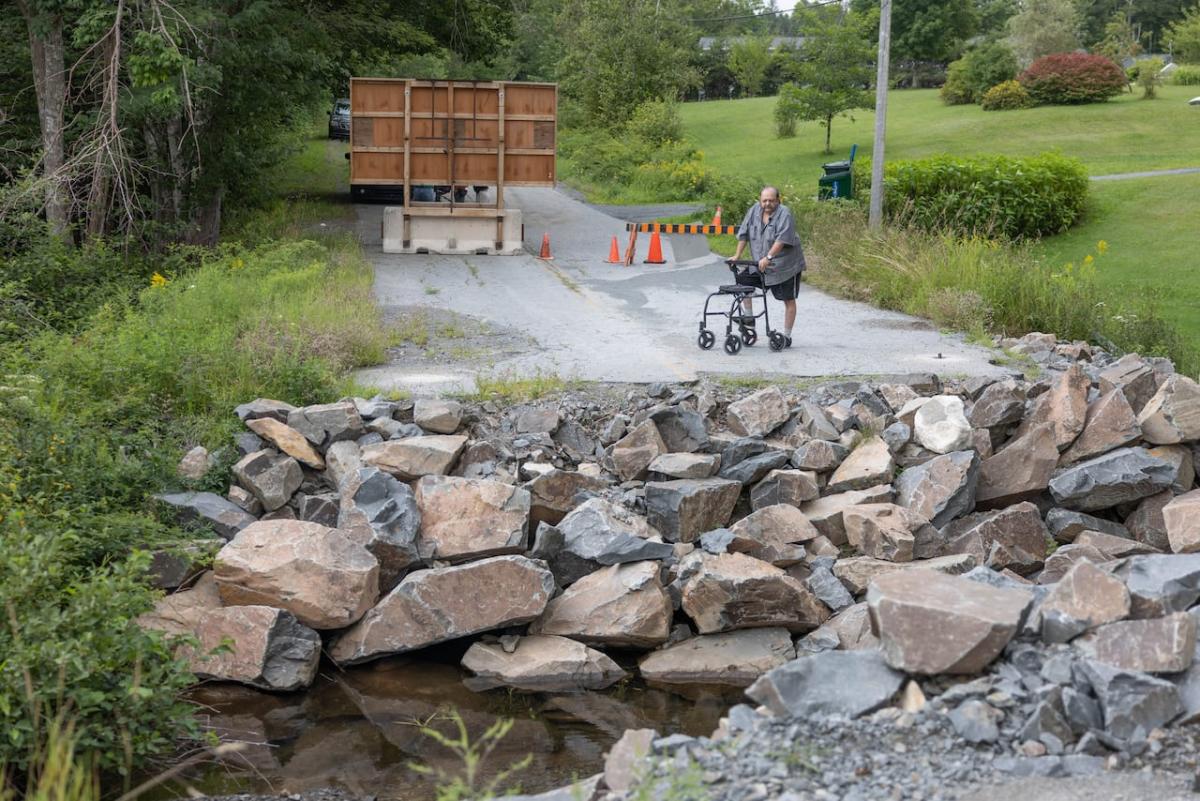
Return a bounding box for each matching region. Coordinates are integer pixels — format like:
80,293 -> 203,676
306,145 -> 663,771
625,98 -> 684,145
774,82 -> 802,137
1136,57 -> 1165,98
940,42 -> 1019,105
1172,64 -> 1200,85
980,80 -> 1034,110
1018,52 -> 1128,104
854,153 -> 1089,239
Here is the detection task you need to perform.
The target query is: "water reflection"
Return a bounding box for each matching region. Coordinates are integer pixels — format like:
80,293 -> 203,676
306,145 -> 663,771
164,655 -> 732,800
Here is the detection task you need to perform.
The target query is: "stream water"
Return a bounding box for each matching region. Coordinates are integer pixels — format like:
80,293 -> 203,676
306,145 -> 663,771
161,646 -> 733,800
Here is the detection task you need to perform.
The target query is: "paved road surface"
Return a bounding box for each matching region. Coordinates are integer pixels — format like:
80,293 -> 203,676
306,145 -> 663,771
355,187 -> 1005,395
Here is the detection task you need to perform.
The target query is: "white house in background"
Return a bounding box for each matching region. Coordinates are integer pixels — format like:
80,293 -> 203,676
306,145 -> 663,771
698,36 -> 805,51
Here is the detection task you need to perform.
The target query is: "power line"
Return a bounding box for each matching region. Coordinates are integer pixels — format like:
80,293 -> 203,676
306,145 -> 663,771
686,0 -> 844,22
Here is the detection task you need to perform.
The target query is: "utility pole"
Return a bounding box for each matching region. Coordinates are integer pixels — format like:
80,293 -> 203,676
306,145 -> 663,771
868,0 -> 891,230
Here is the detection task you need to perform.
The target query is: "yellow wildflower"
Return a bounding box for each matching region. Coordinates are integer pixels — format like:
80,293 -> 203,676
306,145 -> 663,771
1097,240 -> 1108,254
1083,254 -> 1094,266
150,272 -> 168,288
231,257 -> 245,270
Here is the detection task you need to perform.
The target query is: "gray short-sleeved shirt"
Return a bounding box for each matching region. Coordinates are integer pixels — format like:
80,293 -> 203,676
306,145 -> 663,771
736,202 -> 806,286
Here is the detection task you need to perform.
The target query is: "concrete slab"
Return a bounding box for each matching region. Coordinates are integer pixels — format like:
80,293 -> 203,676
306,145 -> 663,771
355,187 -> 1006,395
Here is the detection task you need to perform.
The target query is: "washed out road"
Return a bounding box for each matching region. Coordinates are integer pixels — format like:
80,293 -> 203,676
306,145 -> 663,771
355,187 -> 1005,394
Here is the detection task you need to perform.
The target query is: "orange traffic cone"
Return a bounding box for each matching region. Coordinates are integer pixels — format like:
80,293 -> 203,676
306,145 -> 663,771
711,205 -> 722,226
643,231 -> 666,264
605,236 -> 621,264
537,233 -> 553,260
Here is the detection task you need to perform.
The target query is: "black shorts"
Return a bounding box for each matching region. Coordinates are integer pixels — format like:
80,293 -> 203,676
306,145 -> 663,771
735,270 -> 802,301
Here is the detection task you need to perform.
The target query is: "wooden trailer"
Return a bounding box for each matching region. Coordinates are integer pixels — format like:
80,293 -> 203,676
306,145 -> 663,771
349,78 -> 557,254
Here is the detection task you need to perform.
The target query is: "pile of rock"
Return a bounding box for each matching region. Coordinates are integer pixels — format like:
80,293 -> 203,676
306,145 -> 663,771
143,334 -> 1200,795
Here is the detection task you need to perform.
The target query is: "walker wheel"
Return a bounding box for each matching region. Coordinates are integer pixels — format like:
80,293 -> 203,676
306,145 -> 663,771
724,334 -> 742,355
741,328 -> 758,347
698,330 -> 715,350
769,332 -> 786,352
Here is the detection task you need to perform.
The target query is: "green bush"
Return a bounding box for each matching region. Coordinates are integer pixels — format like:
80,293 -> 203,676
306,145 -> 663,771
1137,57 -> 1165,98
774,82 -> 802,137
940,42 -> 1019,105
1171,64 -> 1200,85
980,80 -> 1034,110
854,153 -> 1088,239
625,98 -> 684,145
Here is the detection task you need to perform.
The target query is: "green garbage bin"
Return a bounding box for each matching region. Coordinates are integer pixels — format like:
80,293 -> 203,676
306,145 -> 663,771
817,145 -> 857,201
818,161 -> 853,200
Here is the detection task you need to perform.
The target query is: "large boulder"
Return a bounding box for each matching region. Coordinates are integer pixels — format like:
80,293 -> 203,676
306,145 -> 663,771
1045,508 -> 1130,545
649,405 -> 710,453
746,650 -> 905,719
792,439 -> 848,472
644,478 -> 741,543
801,485 -> 892,545
1059,390 -> 1142,466
338,467 -> 423,591
975,423 -> 1058,509
142,599 -> 321,692
524,469 -> 611,527
461,635 -> 627,692
750,469 -> 819,510
232,449 -> 302,512
843,503 -> 936,562
826,437 -> 895,493
941,502 -> 1049,576
287,401 -> 364,448
1077,660 -> 1183,740
414,475 -> 530,562
1114,554 -> 1200,618
867,569 -> 1033,674
1014,364 -> 1089,452
214,520 -> 379,630
331,555 -> 555,664
894,450 -> 980,528
833,553 -> 976,595
413,398 -> 463,434
156,491 -> 257,540
638,628 -> 795,687
1048,447 -> 1176,512
727,504 -> 820,566
531,498 -> 674,586
678,551 -> 830,634
968,380 -> 1027,429
611,420 -> 667,481
531,561 -> 672,648
235,398 -> 294,424
1038,560 -> 1130,644
1076,613 -> 1196,673
245,418 -> 325,469
718,450 -> 791,486
1099,354 -> 1161,414
726,386 -> 791,438
913,396 -> 973,454
361,435 -> 467,480
1165,490 -> 1200,554
1137,374 -> 1200,445
648,453 -> 721,480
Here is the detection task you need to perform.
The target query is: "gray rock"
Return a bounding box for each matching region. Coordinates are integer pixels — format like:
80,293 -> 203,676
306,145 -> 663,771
806,563 -> 855,612
791,439 -> 848,472
1114,553 -> 1200,618
552,420 -> 598,462
1018,700 -> 1075,745
645,478 -> 741,543
287,401 -> 364,448
413,398 -> 464,434
1048,447 -> 1176,512
719,450 -> 790,485
338,467 -> 423,592
1045,508 -> 1130,544
882,421 -> 911,453
234,398 -> 294,423
940,501 -> 1049,576
235,431 -> 265,457
727,387 -> 791,438
531,498 -> 674,586
297,492 -> 339,527
157,491 -> 257,540
648,452 -> 721,479
948,700 -> 1002,743
749,469 -> 819,510
699,528 -> 736,554
515,405 -> 560,434
746,650 -> 905,719
1062,686 -> 1104,735
232,449 -> 302,512
650,405 -> 710,453
894,450 -> 980,528
352,396 -> 397,420
1076,659 -> 1182,739
968,380 -> 1027,429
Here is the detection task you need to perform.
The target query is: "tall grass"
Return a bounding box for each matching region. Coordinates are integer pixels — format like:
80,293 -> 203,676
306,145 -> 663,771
804,206 -> 1200,375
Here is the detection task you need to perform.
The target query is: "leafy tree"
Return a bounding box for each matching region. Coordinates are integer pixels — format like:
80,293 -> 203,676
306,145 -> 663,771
853,0 -> 978,86
1136,56 -> 1165,97
557,0 -> 699,127
729,36 -> 772,96
1007,0 -> 1082,67
778,8 -> 875,154
1095,9 -> 1142,62
1167,3 -> 1200,63
977,0 -> 1021,37
941,41 -> 1019,103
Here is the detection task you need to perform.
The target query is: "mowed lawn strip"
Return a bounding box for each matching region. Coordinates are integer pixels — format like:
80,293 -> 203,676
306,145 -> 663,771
1034,172 -> 1200,344
679,86 -> 1200,181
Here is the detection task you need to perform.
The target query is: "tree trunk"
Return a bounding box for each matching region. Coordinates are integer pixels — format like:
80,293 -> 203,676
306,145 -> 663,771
190,186 -> 224,246
18,1 -> 69,239
824,115 -> 833,154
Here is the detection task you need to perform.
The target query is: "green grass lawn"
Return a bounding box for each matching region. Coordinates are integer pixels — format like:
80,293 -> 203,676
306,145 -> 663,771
679,85 -> 1200,181
1034,172 -> 1200,344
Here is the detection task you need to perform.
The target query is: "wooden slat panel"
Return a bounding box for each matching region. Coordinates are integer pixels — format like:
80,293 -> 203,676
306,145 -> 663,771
505,85 -> 556,116
505,154 -> 554,184
351,80 -> 405,113
352,152 -> 405,180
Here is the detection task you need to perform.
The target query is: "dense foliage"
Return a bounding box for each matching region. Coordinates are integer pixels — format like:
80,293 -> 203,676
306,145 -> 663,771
1167,3 -> 1200,63
856,153 -> 1089,239
940,42 -> 1019,104
1172,63 -> 1200,83
980,79 -> 1034,110
1019,53 -> 1129,104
